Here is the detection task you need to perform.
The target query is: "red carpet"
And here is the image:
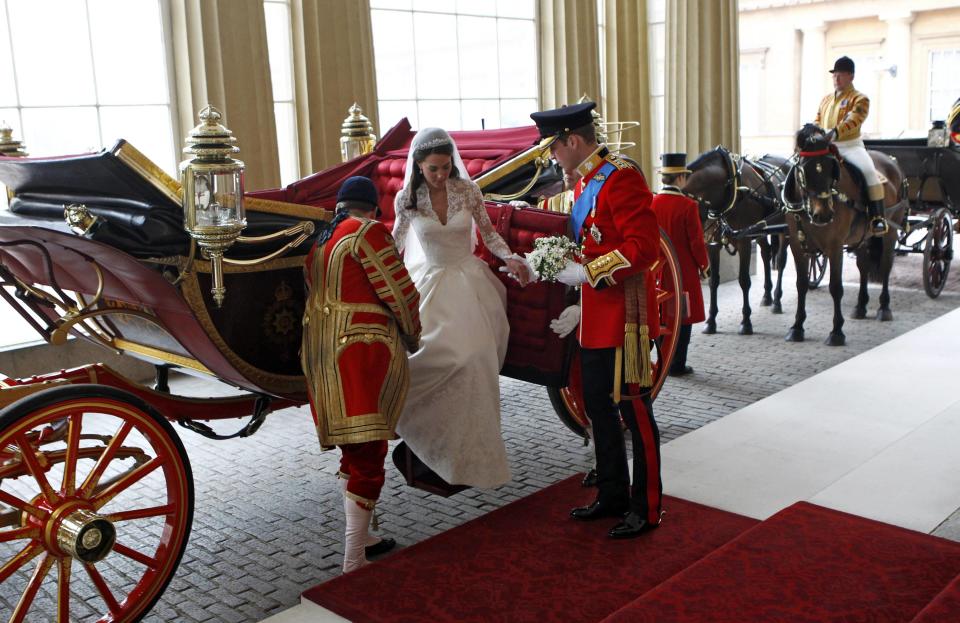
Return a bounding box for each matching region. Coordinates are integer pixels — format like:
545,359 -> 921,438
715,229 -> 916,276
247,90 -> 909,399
303,475 -> 758,622
912,574 -> 960,622
602,502 -> 960,623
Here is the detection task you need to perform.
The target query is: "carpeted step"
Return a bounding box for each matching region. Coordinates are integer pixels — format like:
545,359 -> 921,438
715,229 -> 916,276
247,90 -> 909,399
303,474 -> 757,622
910,573 -> 960,622
601,502 -> 960,623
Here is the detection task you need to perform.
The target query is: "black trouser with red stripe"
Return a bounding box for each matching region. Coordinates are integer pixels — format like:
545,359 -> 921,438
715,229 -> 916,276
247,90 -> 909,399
580,346 -> 662,524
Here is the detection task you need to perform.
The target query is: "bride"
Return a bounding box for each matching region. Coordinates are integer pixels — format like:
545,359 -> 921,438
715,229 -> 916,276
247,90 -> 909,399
392,127 -> 530,488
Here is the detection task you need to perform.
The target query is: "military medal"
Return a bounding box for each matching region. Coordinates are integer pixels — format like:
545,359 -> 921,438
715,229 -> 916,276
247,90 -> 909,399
590,223 -> 602,243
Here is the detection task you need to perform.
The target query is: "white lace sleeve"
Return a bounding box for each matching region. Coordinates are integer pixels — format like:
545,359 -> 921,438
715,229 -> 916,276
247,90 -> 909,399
392,189 -> 411,253
465,181 -> 511,259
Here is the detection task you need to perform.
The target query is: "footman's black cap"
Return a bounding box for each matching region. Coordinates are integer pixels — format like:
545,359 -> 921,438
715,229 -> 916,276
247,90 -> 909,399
530,102 -> 597,139
829,56 -> 855,74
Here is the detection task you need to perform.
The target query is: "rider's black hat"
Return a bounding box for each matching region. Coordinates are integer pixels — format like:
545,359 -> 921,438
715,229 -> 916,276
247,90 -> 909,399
829,56 -> 855,74
658,153 -> 691,174
530,102 -> 597,140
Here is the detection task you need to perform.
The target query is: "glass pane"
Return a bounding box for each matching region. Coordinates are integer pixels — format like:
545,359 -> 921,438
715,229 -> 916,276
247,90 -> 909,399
650,23 -> 665,97
379,100 -> 418,132
413,0 -> 455,12
459,0 -> 496,16
372,10 -> 417,99
100,105 -> 176,176
458,16 -> 498,99
0,5 -> 17,107
274,102 -> 299,185
414,13 -> 459,99
461,99 -> 500,130
497,0 -> 534,19
499,98 -> 537,128
418,100 -> 461,131
264,1 -> 294,101
88,0 -> 168,104
648,0 -> 666,23
497,19 -> 537,98
8,0 -> 96,106
370,0 -> 411,8
21,107 -> 101,156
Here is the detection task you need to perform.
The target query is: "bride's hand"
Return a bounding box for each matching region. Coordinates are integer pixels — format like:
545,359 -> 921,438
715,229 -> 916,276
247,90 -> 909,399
502,257 -> 533,287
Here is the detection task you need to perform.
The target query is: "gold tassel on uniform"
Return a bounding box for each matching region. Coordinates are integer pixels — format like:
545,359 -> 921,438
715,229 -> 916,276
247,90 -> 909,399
613,346 -> 623,403
639,324 -> 653,387
624,322 -> 641,384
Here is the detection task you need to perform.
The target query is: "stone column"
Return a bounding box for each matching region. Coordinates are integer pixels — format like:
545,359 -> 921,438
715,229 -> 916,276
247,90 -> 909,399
880,11 -> 914,134
799,22 -> 827,124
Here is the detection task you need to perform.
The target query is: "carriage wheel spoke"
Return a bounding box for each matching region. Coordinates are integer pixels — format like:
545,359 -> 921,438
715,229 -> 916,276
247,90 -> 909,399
79,420 -> 133,497
9,553 -> 55,623
61,413 -> 83,496
12,433 -> 58,506
105,503 -> 175,522
0,490 -> 46,521
57,558 -> 72,623
0,541 -> 43,585
113,542 -> 160,570
84,562 -> 121,616
0,526 -> 40,543
90,455 -> 164,510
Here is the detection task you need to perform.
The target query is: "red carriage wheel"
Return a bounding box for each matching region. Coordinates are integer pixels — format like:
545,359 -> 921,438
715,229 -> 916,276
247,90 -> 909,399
923,207 -> 953,299
0,385 -> 193,622
548,231 -> 684,438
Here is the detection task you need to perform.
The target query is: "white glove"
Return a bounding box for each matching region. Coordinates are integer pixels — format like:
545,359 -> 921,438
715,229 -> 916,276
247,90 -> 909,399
508,200 -> 531,208
550,304 -> 580,338
556,260 -> 587,287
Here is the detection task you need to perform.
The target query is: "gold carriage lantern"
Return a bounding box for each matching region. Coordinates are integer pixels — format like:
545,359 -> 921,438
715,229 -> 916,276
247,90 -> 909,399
179,106 -> 246,307
340,103 -> 377,162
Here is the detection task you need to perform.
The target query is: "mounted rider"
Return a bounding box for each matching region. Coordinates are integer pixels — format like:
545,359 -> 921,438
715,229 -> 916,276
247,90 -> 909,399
815,56 -> 888,236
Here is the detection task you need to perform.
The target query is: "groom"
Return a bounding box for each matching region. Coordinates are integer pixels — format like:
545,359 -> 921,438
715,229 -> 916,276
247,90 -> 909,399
532,102 -> 663,538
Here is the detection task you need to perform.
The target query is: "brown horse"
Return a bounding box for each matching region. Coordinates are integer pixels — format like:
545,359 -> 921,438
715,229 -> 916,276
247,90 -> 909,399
684,147 -> 790,335
782,124 -> 907,345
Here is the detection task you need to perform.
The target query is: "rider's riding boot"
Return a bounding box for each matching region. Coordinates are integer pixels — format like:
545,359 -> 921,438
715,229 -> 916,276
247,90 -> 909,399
868,198 -> 888,236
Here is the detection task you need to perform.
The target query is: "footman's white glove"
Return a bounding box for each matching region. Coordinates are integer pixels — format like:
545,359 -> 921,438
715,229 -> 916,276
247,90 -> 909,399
556,260 -> 587,287
550,304 -> 581,338
508,200 -> 531,208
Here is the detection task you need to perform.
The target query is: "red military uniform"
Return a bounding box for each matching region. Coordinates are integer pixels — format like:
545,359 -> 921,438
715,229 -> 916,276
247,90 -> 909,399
302,216 -> 420,508
652,187 -> 708,325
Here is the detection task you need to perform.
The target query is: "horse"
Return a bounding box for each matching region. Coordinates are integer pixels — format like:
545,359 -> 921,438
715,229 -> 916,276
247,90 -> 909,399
781,124 -> 907,345
684,146 -> 791,335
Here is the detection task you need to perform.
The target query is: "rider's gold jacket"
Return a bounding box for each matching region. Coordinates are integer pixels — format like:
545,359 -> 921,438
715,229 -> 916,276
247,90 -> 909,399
816,85 -> 870,141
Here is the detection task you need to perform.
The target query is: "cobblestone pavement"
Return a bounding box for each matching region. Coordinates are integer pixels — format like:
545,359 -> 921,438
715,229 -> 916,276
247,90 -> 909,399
2,252 -> 958,622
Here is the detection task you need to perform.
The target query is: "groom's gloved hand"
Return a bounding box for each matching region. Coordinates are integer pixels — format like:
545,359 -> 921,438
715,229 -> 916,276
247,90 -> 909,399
550,304 -> 580,338
556,260 -> 587,287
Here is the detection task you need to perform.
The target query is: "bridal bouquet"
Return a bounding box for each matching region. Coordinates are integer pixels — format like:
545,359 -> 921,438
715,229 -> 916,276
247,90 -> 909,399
527,235 -> 580,282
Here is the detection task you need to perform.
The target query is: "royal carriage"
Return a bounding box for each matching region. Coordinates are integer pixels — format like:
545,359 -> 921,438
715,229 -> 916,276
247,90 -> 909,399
0,111 -> 682,622
863,137 -> 960,298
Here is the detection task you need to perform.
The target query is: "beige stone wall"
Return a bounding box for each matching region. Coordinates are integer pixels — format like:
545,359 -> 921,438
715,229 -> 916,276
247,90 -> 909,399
738,0 -> 960,157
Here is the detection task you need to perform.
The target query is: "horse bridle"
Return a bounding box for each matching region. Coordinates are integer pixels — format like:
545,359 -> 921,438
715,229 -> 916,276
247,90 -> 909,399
783,146 -> 843,226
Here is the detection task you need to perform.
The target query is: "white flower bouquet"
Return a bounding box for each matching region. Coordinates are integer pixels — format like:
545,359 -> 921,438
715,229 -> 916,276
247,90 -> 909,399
526,235 -> 580,282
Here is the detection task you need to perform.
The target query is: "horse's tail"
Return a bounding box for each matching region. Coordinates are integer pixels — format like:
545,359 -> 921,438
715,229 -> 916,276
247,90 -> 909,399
867,237 -> 883,282
770,234 -> 782,271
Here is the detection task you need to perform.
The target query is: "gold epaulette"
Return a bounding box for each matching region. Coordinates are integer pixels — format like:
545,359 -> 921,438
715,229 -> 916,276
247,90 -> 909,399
604,154 -> 631,170
584,250 -> 631,288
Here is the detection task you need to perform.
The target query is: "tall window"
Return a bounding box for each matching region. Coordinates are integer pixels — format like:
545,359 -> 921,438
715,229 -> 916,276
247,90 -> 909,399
370,0 -> 538,132
649,0 -> 665,183
0,0 -> 175,174
739,50 -> 766,138
263,0 -> 299,186
929,48 -> 960,124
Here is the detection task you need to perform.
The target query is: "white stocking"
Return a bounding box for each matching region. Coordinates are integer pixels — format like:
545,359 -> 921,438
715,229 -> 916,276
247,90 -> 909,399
340,477 -> 381,547
342,494 -> 371,573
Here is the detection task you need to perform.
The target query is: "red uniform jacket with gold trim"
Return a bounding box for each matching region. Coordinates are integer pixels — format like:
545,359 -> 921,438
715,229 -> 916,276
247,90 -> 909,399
652,189 -> 708,325
575,155 -> 660,349
301,217 -> 421,447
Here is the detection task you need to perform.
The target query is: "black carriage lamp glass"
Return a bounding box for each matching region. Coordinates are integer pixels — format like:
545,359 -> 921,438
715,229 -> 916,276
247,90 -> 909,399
179,105 -> 246,307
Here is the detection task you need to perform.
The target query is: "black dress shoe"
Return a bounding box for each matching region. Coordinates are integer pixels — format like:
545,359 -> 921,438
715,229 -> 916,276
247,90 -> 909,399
581,469 -> 598,488
608,511 -> 660,539
365,537 -> 396,557
570,498 -> 628,521
668,365 -> 693,377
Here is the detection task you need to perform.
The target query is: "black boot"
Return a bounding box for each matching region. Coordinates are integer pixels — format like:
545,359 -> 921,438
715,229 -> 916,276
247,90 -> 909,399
868,199 -> 888,236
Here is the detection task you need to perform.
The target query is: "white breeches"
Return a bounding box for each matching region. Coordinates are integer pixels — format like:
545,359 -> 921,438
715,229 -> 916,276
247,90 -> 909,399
835,138 -> 884,200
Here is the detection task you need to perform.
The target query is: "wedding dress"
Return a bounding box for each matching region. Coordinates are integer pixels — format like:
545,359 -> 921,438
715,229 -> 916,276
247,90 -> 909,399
392,176 -> 512,488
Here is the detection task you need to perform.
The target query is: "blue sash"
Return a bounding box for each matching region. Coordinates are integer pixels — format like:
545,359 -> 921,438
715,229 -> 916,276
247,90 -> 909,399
571,162 -> 616,243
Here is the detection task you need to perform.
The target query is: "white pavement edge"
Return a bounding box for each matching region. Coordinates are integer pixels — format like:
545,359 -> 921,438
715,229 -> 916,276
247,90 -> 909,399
662,306 -> 960,533
259,598 -> 349,623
